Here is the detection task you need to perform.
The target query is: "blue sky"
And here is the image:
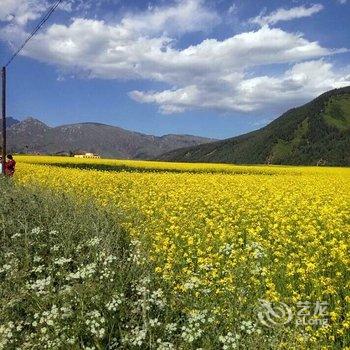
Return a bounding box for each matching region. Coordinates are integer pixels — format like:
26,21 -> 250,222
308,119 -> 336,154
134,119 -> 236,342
0,0 -> 349,139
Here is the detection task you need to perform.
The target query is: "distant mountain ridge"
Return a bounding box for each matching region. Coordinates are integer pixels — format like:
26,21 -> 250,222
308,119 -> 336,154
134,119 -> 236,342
3,118 -> 215,159
158,87 -> 350,166
0,117 -> 20,128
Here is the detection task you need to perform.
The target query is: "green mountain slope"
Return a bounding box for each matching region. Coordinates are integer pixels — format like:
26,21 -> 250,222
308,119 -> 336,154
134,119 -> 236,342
158,86 -> 350,166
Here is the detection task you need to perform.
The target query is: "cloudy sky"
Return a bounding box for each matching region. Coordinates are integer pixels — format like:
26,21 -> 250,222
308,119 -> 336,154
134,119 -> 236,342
0,0 -> 349,138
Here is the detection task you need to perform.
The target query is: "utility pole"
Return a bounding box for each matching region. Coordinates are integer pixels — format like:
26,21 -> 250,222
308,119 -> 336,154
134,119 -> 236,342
1,66 -> 6,175
0,0 -> 63,175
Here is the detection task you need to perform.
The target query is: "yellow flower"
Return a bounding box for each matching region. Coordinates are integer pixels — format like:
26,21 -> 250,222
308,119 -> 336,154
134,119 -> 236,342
14,155 -> 350,346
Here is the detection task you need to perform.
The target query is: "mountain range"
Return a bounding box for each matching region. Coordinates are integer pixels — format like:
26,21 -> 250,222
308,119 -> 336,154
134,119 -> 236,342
2,86 -> 349,165
2,118 -> 215,159
158,86 -> 350,166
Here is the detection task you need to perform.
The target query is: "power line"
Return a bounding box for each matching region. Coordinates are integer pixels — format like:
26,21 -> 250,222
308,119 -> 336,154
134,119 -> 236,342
5,0 -> 64,67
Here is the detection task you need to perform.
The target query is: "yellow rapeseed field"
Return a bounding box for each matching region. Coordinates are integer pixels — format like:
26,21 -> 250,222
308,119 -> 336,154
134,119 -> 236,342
14,155 -> 350,348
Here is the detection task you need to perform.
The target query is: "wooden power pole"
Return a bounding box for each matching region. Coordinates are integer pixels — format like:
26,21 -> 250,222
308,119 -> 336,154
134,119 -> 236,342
0,0 -> 62,174
1,66 -> 6,175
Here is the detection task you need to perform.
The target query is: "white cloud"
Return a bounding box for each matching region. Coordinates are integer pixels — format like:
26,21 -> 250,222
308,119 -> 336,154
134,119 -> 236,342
5,22 -> 339,80
228,4 -> 237,15
338,0 -> 347,4
1,0 -> 348,115
121,0 -> 219,36
131,60 -> 350,113
251,4 -> 324,26
59,1 -> 73,13
0,0 -> 74,26
233,60 -> 350,111
131,61 -> 350,114
0,0 -> 48,26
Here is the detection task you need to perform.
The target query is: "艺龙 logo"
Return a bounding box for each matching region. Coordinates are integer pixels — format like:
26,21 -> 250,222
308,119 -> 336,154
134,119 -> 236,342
257,299 -> 293,327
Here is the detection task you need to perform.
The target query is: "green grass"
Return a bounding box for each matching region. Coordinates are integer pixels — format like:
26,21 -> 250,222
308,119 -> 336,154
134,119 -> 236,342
271,118 -> 309,162
323,95 -> 350,131
0,178 -> 183,349
0,178 -> 134,348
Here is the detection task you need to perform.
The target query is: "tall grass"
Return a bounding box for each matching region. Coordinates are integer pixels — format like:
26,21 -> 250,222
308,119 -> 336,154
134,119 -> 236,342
0,178 -> 167,349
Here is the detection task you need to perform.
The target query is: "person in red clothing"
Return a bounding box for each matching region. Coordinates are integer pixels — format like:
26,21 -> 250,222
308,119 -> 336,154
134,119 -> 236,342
5,154 -> 16,177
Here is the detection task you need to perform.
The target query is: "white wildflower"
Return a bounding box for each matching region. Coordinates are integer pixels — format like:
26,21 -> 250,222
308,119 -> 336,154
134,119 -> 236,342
156,339 -> 176,350
106,293 -> 124,311
240,320 -> 256,334
54,257 -> 72,266
85,310 -> 106,339
149,318 -> 161,327
31,227 -> 42,235
122,326 -> 147,346
27,276 -> 51,295
165,322 -> 177,333
219,332 -> 241,349
87,237 -> 101,247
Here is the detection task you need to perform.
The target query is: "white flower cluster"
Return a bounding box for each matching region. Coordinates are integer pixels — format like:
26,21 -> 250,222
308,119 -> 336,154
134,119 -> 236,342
106,293 -> 124,311
165,323 -> 177,333
0,321 -> 25,348
219,332 -> 241,350
32,304 -> 59,328
31,227 -> 42,235
219,243 -> 234,256
0,263 -> 12,274
86,237 -> 101,247
0,321 -> 15,349
128,239 -> 146,265
250,242 -> 267,259
149,289 -> 166,309
0,253 -> 18,277
240,320 -> 261,335
121,278 -> 178,348
51,244 -> 60,252
181,310 -> 213,343
122,326 -> 147,346
183,276 -> 201,291
102,254 -> 117,265
99,267 -> 115,281
85,310 -> 106,339
54,257 -> 72,266
33,255 -> 43,263
66,263 -> 97,281
149,318 -> 162,328
26,276 -> 52,296
156,339 -> 176,350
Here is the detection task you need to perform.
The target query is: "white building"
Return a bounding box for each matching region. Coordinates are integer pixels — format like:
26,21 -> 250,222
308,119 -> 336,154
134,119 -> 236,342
74,153 -> 101,159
